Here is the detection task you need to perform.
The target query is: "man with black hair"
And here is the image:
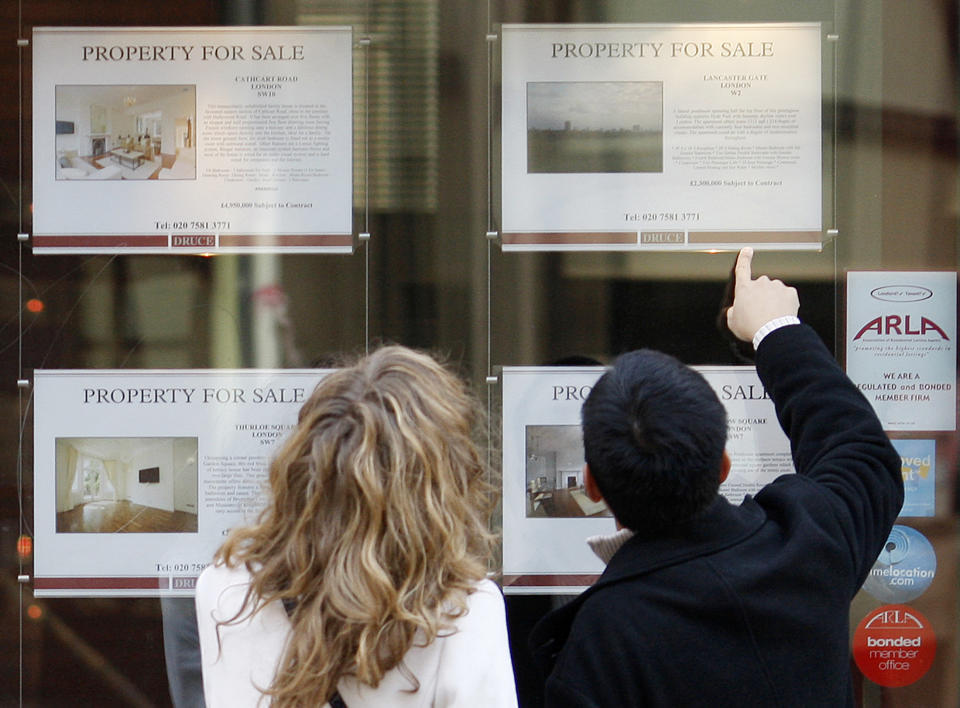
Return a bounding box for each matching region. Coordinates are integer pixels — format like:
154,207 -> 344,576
530,248 -> 903,707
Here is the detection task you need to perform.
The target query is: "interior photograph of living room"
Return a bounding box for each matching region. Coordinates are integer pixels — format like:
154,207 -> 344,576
54,84 -> 196,181
54,437 -> 199,533
525,424 -> 612,519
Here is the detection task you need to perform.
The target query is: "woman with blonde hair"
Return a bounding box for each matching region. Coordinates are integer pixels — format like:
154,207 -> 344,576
195,346 -> 517,707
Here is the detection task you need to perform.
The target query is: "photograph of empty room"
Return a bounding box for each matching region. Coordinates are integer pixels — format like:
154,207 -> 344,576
525,424 -> 612,518
526,81 -> 663,174
55,84 -> 196,181
55,437 -> 199,533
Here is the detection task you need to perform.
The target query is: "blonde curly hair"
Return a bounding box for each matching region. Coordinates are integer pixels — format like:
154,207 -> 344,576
215,345 -> 498,706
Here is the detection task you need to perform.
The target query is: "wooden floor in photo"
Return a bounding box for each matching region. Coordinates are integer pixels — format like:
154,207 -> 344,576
528,487 -> 612,518
56,499 -> 198,533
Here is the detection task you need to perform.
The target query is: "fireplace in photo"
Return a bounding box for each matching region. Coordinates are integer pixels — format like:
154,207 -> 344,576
524,424 -> 612,518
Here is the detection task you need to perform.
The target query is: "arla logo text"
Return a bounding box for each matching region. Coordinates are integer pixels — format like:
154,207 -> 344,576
870,285 -> 933,303
865,607 -> 924,628
853,315 -> 950,341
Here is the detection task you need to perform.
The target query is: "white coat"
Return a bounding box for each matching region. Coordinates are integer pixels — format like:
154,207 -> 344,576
196,563 -> 519,707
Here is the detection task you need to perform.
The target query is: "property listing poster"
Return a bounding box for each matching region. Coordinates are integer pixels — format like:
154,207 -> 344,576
33,369 -> 327,597
846,272 -> 957,431
501,23 -> 823,251
32,27 -> 353,254
501,365 -> 792,593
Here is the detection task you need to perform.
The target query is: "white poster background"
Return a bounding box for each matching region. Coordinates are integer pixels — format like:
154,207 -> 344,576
501,366 -> 791,594
33,27 -> 353,254
846,272 -> 957,431
501,23 -> 822,251
33,369 -> 327,597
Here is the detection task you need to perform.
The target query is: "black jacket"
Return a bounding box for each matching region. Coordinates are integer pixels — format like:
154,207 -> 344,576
529,324 -> 903,707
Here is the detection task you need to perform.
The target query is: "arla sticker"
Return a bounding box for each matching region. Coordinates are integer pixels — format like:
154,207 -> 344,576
853,605 -> 936,687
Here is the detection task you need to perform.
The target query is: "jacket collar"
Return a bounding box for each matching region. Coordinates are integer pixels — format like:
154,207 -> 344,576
529,495 -> 766,676
598,495 -> 765,587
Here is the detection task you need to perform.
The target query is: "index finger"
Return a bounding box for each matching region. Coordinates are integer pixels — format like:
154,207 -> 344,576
734,247 -> 754,290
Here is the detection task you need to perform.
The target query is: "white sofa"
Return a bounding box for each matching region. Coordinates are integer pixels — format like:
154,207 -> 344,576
57,156 -> 121,180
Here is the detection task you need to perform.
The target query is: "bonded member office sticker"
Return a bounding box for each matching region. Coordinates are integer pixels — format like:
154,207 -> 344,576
853,605 -> 936,687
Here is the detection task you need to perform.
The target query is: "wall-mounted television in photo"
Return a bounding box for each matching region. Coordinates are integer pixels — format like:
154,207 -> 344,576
138,466 -> 160,483
55,120 -> 75,135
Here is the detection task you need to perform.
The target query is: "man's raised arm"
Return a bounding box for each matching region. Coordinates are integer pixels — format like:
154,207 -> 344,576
726,247 -> 902,587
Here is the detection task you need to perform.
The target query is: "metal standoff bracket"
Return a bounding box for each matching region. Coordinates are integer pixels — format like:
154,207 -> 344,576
17,233 -> 29,242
